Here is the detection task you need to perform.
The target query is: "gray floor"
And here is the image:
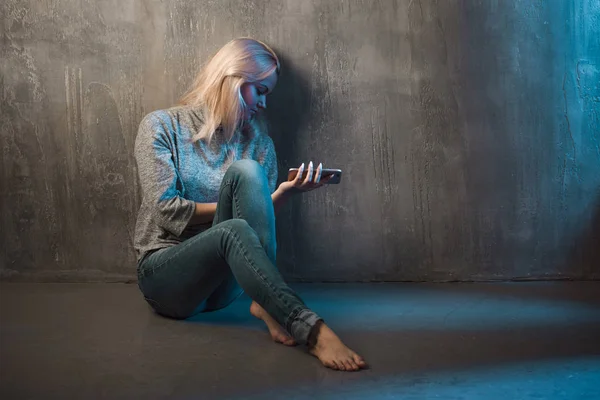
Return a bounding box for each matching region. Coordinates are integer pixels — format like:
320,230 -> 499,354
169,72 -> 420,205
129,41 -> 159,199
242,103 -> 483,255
1,282 -> 600,400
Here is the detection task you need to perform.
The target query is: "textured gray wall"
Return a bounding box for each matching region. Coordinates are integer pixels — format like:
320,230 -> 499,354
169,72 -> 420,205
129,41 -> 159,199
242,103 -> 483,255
1,0 -> 599,282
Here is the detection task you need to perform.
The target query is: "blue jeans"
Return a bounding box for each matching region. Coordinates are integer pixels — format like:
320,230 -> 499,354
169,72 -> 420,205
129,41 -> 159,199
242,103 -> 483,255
137,159 -> 323,346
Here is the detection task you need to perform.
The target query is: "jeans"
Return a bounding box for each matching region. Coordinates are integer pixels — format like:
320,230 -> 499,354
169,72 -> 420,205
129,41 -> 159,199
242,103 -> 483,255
137,159 -> 323,346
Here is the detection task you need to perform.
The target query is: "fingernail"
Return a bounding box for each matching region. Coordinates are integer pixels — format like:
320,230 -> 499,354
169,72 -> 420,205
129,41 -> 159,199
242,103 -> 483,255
300,163 -> 304,168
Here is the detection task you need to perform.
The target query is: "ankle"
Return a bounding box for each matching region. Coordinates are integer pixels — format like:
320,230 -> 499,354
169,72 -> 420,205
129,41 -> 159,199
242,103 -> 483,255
250,301 -> 263,316
307,319 -> 325,348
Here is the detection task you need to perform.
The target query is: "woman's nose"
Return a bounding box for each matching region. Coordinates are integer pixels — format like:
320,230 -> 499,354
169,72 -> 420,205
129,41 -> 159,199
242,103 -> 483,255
258,97 -> 266,109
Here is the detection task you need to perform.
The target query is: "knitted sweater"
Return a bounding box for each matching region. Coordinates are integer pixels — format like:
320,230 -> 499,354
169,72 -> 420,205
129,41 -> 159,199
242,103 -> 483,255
133,105 -> 278,262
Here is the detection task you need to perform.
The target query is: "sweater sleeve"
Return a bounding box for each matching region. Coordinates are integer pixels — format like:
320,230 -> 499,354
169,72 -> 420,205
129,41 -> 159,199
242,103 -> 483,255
134,112 -> 195,237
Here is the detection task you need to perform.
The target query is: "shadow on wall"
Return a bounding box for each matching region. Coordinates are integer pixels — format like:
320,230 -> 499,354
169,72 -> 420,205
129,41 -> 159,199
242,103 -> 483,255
264,49 -> 312,276
264,47 -> 351,278
265,49 -> 311,174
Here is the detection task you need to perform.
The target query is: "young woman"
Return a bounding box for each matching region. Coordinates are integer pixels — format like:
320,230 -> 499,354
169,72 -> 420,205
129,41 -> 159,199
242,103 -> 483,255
134,38 -> 367,371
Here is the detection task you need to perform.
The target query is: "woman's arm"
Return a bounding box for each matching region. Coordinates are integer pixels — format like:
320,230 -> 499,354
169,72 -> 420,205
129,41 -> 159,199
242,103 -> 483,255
135,113 -> 196,236
188,202 -> 218,226
187,188 -> 290,227
272,186 -> 292,214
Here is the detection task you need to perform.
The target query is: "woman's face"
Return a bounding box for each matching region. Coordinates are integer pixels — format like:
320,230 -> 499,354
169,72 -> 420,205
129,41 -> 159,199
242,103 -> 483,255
240,70 -> 278,121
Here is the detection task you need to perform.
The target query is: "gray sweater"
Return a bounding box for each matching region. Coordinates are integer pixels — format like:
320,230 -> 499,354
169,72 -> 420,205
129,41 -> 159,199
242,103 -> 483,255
133,105 -> 278,262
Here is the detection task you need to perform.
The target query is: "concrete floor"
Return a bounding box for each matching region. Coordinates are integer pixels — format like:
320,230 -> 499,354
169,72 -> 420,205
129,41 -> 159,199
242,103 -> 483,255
1,282 -> 599,400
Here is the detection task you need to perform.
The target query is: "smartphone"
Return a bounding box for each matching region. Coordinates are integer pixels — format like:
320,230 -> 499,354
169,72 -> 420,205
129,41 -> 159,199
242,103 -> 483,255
288,167 -> 342,184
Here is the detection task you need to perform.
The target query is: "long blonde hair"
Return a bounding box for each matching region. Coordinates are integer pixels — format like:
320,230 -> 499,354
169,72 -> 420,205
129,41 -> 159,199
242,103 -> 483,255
180,38 -> 280,143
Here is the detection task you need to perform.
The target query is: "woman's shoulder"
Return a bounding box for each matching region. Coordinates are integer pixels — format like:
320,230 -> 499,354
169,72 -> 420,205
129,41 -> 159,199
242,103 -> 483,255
142,105 -> 204,125
138,105 -> 205,139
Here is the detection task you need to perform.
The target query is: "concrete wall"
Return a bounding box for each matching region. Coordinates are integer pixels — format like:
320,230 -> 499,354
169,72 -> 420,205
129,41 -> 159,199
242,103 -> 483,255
1,0 -> 599,282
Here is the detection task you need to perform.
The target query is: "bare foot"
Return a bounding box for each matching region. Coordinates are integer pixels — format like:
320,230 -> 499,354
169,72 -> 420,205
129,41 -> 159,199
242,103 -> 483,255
250,301 -> 297,346
308,321 -> 367,371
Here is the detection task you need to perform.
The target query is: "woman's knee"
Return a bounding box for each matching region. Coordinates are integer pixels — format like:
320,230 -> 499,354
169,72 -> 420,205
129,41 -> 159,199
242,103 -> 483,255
225,159 -> 265,182
219,218 -> 256,237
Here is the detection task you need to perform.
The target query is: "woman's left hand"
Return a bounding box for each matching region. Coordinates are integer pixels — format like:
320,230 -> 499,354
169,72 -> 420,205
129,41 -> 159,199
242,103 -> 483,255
278,161 -> 332,195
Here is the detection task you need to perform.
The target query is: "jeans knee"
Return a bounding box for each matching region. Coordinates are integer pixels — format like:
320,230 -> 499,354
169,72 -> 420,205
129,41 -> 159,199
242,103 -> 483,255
220,218 -> 256,237
225,159 -> 264,182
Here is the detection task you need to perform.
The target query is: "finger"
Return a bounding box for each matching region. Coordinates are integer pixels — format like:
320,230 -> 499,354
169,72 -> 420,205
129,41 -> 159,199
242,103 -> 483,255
314,162 -> 322,184
303,161 -> 314,185
295,163 -> 305,184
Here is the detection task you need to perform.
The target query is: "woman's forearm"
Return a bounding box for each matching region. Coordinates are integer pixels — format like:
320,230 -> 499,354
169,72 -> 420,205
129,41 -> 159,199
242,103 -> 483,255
188,202 -> 218,226
272,187 -> 292,214
188,188 -> 291,227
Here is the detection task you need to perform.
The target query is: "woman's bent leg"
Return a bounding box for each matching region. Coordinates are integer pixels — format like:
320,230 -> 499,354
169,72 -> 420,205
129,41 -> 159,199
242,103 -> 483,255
203,159 -> 277,311
213,159 -> 277,262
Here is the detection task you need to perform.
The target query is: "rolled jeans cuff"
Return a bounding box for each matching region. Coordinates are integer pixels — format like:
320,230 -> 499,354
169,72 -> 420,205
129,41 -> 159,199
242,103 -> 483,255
287,308 -> 324,346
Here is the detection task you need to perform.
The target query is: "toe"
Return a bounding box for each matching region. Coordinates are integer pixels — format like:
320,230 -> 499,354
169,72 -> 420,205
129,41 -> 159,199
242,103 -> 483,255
348,360 -> 359,371
353,354 -> 366,367
342,360 -> 354,371
275,333 -> 288,343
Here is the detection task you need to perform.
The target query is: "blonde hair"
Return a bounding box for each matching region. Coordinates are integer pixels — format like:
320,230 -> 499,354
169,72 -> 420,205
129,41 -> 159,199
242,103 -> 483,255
180,38 -> 280,143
